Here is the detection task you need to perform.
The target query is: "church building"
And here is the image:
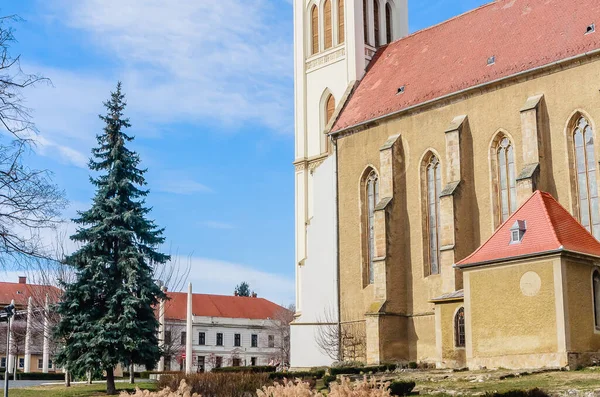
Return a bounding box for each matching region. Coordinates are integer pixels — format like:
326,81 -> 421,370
291,0 -> 600,370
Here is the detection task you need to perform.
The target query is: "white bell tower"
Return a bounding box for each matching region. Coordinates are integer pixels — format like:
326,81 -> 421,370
291,0 -> 408,368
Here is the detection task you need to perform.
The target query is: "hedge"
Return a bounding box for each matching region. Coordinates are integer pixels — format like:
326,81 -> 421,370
140,370 -> 182,379
322,374 -> 337,388
329,364 -> 397,376
0,372 -> 65,381
268,369 -> 326,380
388,380 -> 416,396
212,365 -> 276,374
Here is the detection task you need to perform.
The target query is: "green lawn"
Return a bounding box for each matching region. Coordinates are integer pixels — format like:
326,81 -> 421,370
9,381 -> 158,397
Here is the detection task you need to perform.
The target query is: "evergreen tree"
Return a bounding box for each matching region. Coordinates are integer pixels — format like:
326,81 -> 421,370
55,83 -> 169,395
235,282 -> 251,297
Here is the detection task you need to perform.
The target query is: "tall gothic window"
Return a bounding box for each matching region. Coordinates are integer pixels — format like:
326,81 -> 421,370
338,0 -> 345,44
366,170 -> 379,285
385,3 -> 392,44
573,116 -> 600,239
594,270 -> 600,329
325,94 -> 335,124
373,0 -> 380,47
497,136 -> 517,224
363,0 -> 369,44
425,154 -> 442,275
455,307 -> 465,348
311,5 -> 319,55
324,0 -> 333,50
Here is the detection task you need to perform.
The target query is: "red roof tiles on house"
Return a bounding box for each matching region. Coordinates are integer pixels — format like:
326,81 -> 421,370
457,191 -> 600,267
0,281 -> 62,308
164,292 -> 288,321
333,0 -> 600,132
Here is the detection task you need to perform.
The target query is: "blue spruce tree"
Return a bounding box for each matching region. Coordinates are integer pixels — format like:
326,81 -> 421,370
55,83 -> 169,395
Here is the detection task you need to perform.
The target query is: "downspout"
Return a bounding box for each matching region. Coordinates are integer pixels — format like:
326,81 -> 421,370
334,137 -> 342,362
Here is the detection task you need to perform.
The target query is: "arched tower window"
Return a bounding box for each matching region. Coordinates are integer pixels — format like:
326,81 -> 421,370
361,168 -> 379,286
573,115 -> 600,239
322,93 -> 335,153
424,153 -> 442,276
374,0 -> 380,47
338,0 -> 345,44
385,3 -> 392,44
311,5 -> 319,55
325,94 -> 335,124
495,135 -> 517,225
363,0 -> 369,44
455,307 -> 465,348
324,0 -> 333,50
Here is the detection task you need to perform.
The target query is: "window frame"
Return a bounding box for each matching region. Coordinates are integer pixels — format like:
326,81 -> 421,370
268,334 -> 275,348
199,332 -> 206,346
251,334 -> 258,348
324,0 -> 333,50
234,333 -> 241,347
311,5 -> 320,55
180,331 -> 186,345
385,3 -> 392,44
338,0 -> 345,44
593,269 -> 600,331
422,152 -> 442,276
216,333 -> 224,346
454,307 -> 466,348
361,168 -> 380,287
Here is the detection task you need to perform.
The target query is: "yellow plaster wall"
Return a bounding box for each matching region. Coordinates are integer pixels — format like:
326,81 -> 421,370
564,259 -> 600,353
467,260 -> 558,358
437,301 -> 466,367
336,56 -> 600,363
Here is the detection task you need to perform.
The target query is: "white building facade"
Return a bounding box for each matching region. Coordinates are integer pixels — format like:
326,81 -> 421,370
291,0 -> 408,368
158,286 -> 289,373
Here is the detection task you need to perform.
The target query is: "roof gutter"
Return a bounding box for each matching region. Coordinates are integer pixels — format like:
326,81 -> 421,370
455,247 -> 600,269
330,47 -> 600,137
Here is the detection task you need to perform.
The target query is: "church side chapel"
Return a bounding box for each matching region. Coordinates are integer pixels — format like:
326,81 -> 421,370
291,0 -> 600,370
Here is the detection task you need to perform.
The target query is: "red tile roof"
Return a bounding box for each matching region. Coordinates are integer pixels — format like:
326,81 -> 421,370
333,0 -> 600,132
457,191 -> 600,267
164,292 -> 289,321
0,281 -> 62,308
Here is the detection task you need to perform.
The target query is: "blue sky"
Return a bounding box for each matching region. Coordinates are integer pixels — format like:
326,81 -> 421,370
0,0 -> 489,305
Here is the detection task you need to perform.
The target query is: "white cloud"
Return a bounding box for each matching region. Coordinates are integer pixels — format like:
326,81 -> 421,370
200,221 -> 236,230
154,173 -> 213,195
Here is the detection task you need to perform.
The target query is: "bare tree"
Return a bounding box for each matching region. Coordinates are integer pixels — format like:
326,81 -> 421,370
0,15 -> 66,269
267,304 -> 294,368
315,308 -> 366,363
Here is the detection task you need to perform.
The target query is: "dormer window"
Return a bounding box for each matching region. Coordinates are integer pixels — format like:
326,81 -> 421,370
510,220 -> 526,244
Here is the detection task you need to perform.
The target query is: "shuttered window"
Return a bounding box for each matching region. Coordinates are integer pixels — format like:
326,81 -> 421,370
324,0 -> 332,49
338,0 -> 345,44
311,5 -> 319,55
326,94 -> 335,123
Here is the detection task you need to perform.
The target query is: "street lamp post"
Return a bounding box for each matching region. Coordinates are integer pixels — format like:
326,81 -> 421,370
3,300 -> 16,397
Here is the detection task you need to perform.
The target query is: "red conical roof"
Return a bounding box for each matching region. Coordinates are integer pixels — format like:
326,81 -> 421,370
457,191 -> 600,267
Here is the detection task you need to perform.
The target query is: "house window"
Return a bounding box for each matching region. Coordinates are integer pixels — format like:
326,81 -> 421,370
385,3 -> 392,43
251,334 -> 258,348
38,359 -> 43,370
199,332 -> 206,346
234,334 -> 241,347
594,270 -> 600,329
425,154 -> 442,275
365,169 -> 379,285
18,358 -> 24,368
496,136 -> 517,224
1,357 -> 5,368
373,0 -> 380,47
197,356 -> 205,373
338,0 -> 345,44
232,358 -> 241,367
49,359 -> 53,369
180,331 -> 186,345
164,330 -> 171,345
215,356 -> 222,369
216,333 -> 223,346
573,116 -> 600,239
510,220 -> 526,244
311,5 -> 319,55
251,357 -> 257,366
324,0 -> 333,49
455,307 -> 465,348
268,335 -> 275,348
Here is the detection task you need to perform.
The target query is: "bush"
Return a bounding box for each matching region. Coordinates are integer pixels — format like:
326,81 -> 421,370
407,362 -> 417,369
484,389 -> 550,397
323,374 -> 337,388
0,372 -> 65,381
122,371 -> 142,379
140,370 -> 181,379
388,381 -> 415,396
213,366 -> 276,374
330,364 -> 396,376
159,372 -> 271,397
268,369 -> 326,380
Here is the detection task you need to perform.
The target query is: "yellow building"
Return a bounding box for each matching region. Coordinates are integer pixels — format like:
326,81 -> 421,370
323,0 -> 600,369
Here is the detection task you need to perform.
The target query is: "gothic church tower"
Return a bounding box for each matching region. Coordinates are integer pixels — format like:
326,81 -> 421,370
291,0 -> 408,368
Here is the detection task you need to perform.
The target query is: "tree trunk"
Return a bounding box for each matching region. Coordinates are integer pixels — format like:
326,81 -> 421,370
13,355 -> 17,380
87,370 -> 92,384
106,367 -> 117,395
65,370 -> 71,387
129,363 -> 134,384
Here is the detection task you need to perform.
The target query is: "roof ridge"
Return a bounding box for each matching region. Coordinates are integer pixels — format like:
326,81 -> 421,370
538,191 -> 563,248
456,190 -> 542,264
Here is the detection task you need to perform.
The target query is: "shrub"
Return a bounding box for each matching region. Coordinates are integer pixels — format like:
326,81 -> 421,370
213,366 -> 276,374
120,379 -> 200,397
484,389 -> 550,397
407,362 -> 417,369
330,365 -> 396,376
268,369 -> 326,380
159,371 -> 270,397
388,381 -> 415,396
0,372 -> 65,381
323,374 -> 337,388
140,371 -> 181,379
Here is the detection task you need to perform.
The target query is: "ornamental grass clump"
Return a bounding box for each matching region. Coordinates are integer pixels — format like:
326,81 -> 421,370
120,379 -> 200,397
257,377 -> 392,397
159,372 -> 271,397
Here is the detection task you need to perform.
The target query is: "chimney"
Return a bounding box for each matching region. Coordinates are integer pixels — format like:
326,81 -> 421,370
251,292 -> 257,298
234,291 -> 239,296
18,276 -> 26,284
